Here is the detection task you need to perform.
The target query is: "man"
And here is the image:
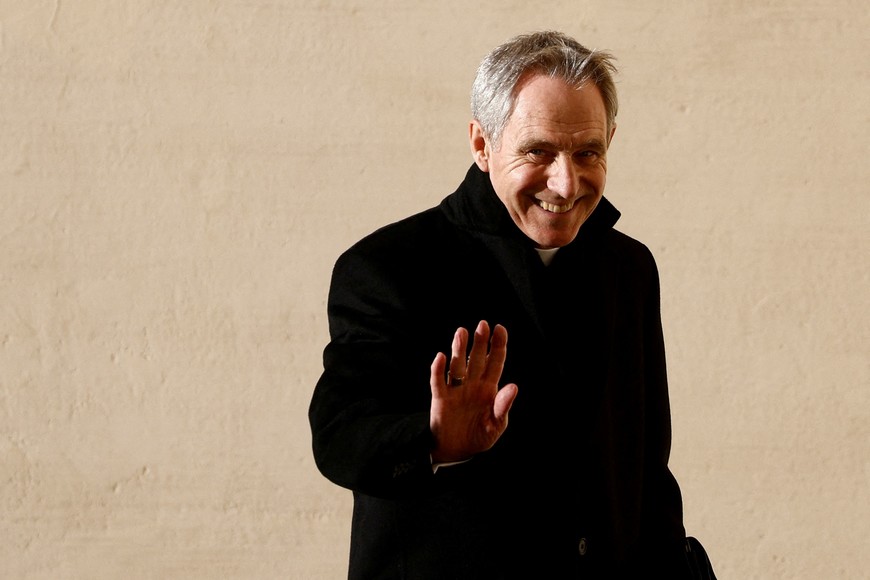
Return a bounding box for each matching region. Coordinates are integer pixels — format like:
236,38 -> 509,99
310,31 -> 716,579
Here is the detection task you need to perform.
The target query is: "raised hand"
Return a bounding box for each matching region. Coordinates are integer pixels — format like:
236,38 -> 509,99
429,320 -> 518,464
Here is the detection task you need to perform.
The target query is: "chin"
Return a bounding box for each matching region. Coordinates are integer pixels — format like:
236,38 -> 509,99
533,228 -> 580,249
533,237 -> 572,249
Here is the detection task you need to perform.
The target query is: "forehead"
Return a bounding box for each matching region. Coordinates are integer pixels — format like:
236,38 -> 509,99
505,74 -> 608,144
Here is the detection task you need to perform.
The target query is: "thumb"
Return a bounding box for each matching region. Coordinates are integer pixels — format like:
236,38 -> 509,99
493,383 -> 518,423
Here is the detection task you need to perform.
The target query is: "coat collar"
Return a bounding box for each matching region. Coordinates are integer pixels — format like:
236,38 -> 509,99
438,164 -> 622,342
439,164 -> 621,247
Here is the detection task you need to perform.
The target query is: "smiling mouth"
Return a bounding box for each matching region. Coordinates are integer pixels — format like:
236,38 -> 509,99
538,200 -> 575,214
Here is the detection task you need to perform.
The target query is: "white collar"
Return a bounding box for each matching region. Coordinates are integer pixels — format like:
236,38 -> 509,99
535,247 -> 560,266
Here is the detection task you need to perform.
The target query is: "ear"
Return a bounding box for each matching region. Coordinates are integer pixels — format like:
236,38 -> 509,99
469,120 -> 490,172
607,123 -> 617,147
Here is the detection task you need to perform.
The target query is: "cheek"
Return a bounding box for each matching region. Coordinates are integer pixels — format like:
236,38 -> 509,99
594,173 -> 607,192
492,162 -> 547,207
509,167 -> 547,194
578,169 -> 606,196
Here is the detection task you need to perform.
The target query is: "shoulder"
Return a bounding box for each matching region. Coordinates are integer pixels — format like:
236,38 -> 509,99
606,229 -> 656,261
345,207 -> 445,256
329,205 -> 468,292
336,204 -> 475,268
573,228 -> 660,286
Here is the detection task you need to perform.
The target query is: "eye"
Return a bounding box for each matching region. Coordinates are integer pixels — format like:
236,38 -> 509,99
574,150 -> 601,163
526,148 -> 553,160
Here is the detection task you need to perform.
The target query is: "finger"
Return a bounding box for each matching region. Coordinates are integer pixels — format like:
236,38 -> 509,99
481,323 -> 508,384
466,320 -> 490,378
448,327 -> 469,384
430,351 -> 448,396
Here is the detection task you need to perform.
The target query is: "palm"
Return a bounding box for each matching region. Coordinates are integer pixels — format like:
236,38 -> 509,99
429,321 -> 518,463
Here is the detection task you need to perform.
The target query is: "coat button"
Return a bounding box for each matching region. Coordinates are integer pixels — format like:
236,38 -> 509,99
578,537 -> 588,556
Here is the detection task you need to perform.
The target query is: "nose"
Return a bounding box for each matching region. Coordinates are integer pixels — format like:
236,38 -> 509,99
547,157 -> 579,199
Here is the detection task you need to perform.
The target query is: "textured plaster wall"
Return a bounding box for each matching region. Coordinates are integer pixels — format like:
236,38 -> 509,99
1,1 -> 867,578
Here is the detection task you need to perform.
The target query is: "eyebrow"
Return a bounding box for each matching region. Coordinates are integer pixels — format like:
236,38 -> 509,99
516,137 -> 607,153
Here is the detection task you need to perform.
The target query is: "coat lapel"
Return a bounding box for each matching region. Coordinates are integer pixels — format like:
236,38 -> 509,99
439,165 -> 550,341
438,164 -> 623,362
473,230 -> 550,342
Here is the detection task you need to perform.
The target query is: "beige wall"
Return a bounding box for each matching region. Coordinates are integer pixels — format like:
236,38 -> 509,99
1,1 -> 867,578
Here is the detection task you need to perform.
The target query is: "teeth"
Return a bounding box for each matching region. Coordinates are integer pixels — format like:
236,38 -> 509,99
538,200 -> 574,213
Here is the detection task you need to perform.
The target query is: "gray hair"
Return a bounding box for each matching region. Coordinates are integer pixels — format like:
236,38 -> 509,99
471,31 -> 618,148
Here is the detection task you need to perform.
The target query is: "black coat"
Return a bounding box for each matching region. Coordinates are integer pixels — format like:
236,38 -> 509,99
310,164 -> 689,579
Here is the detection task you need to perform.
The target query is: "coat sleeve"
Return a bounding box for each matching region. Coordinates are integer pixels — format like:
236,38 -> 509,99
309,244 -> 440,499
639,261 -> 720,579
639,248 -> 690,559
